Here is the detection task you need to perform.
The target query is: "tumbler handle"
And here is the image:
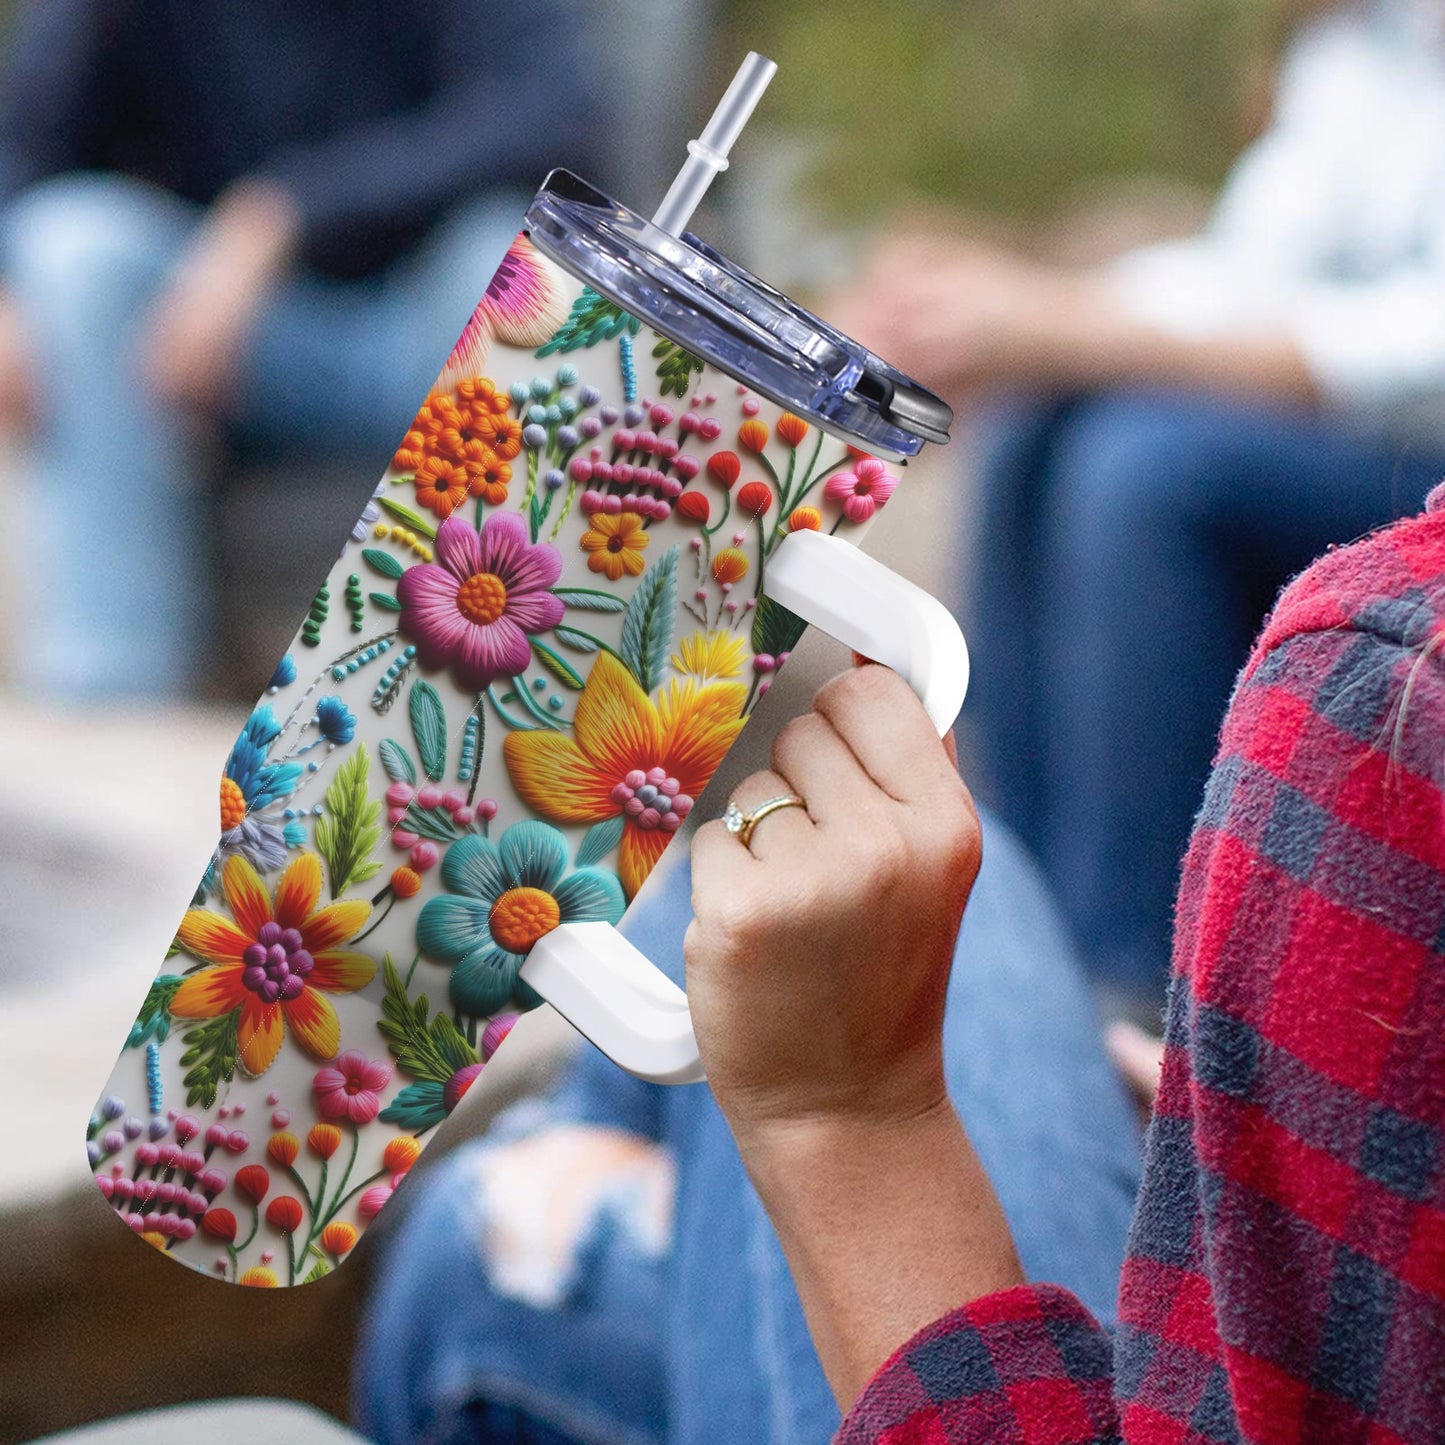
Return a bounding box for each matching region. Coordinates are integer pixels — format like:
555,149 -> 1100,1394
518,529 -> 970,1084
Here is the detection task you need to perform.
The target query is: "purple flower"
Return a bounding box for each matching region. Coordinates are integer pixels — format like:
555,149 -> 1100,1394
397,512 -> 565,692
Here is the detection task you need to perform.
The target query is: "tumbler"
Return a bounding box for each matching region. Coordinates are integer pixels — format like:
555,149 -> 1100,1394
87,55 -> 966,1284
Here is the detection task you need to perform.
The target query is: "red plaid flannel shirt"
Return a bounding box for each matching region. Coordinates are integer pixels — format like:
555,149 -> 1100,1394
838,503 -> 1445,1444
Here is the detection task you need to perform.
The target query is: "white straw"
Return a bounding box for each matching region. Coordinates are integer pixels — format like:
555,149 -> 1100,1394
651,51 -> 778,237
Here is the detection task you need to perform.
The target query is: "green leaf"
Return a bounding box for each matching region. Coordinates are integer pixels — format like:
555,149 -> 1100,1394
752,591 -> 809,659
432,1013 -> 478,1074
535,286 -> 641,356
401,802 -> 461,843
127,975 -> 182,1047
554,626 -> 602,654
555,587 -> 626,613
651,334 -> 706,399
302,1259 -> 331,1283
529,490 -> 545,543
531,638 -> 585,689
621,545 -> 679,693
179,1007 -> 240,1108
314,747 -> 384,898
370,592 -> 403,612
377,955 -> 478,1083
362,548 -> 405,580
409,680 -> 448,782
576,815 -> 625,867
378,738 -> 417,785
378,495 -> 437,539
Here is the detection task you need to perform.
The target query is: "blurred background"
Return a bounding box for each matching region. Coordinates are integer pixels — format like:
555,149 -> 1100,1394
2,0 -> 1438,1438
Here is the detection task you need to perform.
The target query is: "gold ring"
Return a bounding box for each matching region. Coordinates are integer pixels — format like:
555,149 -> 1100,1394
722,794 -> 807,848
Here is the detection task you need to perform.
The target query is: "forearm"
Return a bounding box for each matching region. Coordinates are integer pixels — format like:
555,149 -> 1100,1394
733,1098 -> 1024,1410
1056,280 -> 1319,404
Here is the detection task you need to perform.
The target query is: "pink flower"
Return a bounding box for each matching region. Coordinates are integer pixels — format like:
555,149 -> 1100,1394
823,457 -> 898,523
312,1051 -> 393,1126
397,512 -> 565,692
438,235 -> 570,387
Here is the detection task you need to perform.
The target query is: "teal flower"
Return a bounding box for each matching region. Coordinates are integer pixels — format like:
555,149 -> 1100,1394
417,821 -> 624,1016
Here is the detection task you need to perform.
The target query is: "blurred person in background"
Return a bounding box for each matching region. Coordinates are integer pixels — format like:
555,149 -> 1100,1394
837,0 -> 1445,1010
0,0 -> 604,700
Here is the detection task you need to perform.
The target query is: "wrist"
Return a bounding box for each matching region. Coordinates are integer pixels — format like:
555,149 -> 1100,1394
729,1091 -> 961,1220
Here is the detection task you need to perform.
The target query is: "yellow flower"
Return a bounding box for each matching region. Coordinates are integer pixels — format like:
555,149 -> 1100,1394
671,630 -> 746,682
321,1221 -> 358,1256
580,511 -> 650,581
170,854 -> 375,1077
711,548 -> 749,586
504,652 -> 745,897
267,1132 -> 299,1167
239,1266 -> 280,1288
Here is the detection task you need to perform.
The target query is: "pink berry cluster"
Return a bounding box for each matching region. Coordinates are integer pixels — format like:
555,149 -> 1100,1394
95,1110 -> 246,1241
610,766 -> 694,834
386,781 -> 499,868
575,400 -> 718,523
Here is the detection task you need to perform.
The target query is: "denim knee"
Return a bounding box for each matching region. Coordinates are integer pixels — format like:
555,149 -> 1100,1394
1048,392 -> 1230,543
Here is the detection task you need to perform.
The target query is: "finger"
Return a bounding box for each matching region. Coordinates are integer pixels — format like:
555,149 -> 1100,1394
771,711 -> 896,831
722,766 -> 815,860
813,664 -> 959,805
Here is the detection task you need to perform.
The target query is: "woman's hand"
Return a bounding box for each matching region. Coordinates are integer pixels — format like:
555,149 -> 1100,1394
140,179 -> 300,415
686,662 -> 979,1139
685,664 -> 1023,1409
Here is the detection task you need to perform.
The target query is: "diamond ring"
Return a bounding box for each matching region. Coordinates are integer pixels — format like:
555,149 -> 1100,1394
722,794 -> 808,849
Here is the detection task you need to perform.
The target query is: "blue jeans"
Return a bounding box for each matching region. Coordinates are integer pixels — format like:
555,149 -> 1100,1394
354,811 -> 1142,1445
0,172 -> 524,698
965,390 -> 1445,1007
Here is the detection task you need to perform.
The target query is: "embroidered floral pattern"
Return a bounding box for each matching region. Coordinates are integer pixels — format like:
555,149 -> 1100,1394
91,228 -> 898,1283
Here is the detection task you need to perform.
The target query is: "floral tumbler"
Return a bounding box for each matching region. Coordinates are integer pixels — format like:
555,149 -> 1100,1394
87,56 -> 965,1285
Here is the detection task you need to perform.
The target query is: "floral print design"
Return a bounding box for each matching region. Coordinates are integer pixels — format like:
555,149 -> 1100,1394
417,821 -> 625,1014
171,854 -> 376,1075
505,653 -> 744,897
91,227 -> 901,1285
397,512 -> 565,692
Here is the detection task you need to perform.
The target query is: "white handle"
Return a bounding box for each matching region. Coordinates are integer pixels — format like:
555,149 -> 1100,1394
519,529 -> 969,1084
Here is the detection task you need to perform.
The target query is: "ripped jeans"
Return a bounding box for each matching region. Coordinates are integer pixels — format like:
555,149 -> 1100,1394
353,813 -> 1143,1445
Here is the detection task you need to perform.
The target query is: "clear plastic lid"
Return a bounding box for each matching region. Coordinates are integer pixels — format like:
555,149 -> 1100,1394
525,170 -> 953,460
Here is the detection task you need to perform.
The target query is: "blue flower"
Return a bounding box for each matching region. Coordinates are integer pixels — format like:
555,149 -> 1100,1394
216,706 -> 304,874
268,654 -> 297,691
416,821 -> 624,1017
314,695 -> 356,745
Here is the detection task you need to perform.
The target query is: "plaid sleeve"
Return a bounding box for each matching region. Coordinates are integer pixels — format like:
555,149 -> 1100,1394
834,1285 -> 1120,1445
1146,597 -> 1445,1443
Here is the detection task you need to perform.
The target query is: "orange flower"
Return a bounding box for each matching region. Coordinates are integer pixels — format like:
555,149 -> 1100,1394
170,854 -> 376,1077
777,413 -> 809,446
711,548 -> 749,586
321,1221 -> 358,1256
455,377 -> 512,416
788,506 -> 822,532
308,1123 -> 342,1160
412,459 -> 472,519
738,419 -> 769,454
707,451 -> 740,489
140,1230 -> 167,1250
580,511 -> 650,581
394,383 -> 523,518
239,1267 -> 279,1288
266,1195 -> 305,1233
267,1132 -> 299,1167
201,1208 -> 237,1242
384,1136 -> 422,1173
504,652 -> 745,897
391,867 -> 422,899
737,481 -> 773,517
235,1164 -> 270,1204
